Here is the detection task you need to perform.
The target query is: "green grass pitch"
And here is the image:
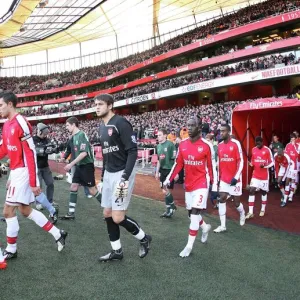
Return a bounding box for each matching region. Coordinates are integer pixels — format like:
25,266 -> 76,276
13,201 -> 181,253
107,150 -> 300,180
0,179 -> 299,300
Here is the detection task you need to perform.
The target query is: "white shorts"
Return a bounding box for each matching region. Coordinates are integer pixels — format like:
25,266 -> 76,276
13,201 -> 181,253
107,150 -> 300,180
6,168 -> 35,206
101,169 -> 136,211
185,188 -> 209,210
250,178 -> 269,192
287,169 -> 297,180
278,166 -> 287,178
219,180 -> 242,196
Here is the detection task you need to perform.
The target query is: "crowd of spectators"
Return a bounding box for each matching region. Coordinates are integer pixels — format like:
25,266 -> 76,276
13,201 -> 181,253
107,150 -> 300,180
19,101 -> 90,117
25,100 -> 253,147
0,0 -> 298,94
14,51 -> 300,118
112,52 -> 300,100
0,96 -> 293,152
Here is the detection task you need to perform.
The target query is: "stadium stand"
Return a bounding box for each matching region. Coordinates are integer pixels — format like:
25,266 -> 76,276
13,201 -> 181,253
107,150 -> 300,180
8,51 -> 298,119
0,97 -> 285,146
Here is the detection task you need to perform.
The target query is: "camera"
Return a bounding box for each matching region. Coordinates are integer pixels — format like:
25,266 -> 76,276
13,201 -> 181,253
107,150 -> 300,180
36,140 -> 59,157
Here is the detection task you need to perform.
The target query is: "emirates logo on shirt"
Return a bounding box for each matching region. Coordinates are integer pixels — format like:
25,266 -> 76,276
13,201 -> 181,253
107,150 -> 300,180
221,157 -> 234,162
108,128 -> 113,136
103,145 -> 120,154
221,154 -> 234,162
7,145 -> 17,151
159,154 -> 166,160
254,159 -> 266,163
184,159 -> 203,165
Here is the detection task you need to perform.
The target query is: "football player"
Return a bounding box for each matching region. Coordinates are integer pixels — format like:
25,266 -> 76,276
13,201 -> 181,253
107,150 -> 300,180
156,128 -> 177,217
246,137 -> 274,219
95,94 -> 151,262
164,115 -> 217,257
214,124 -> 245,233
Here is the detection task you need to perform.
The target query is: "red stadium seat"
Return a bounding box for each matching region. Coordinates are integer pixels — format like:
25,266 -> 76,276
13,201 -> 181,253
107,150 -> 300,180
94,146 -> 101,153
138,150 -> 144,158
151,154 -> 158,167
94,151 -> 103,167
95,152 -> 103,160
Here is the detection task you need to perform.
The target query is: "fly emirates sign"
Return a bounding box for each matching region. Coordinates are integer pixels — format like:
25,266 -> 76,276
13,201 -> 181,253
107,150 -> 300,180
249,101 -> 283,109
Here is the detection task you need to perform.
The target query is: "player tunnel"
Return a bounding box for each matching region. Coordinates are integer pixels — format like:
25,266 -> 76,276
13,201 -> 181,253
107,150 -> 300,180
231,98 -> 300,187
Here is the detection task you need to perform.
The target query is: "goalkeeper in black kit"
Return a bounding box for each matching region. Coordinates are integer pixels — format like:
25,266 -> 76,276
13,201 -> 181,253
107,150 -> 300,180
95,93 -> 152,262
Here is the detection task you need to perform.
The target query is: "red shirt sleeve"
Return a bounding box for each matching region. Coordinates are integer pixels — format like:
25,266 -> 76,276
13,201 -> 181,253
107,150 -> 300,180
274,155 -> 279,178
233,140 -> 244,180
284,153 -> 291,169
167,144 -> 184,182
250,149 -> 254,166
205,141 -> 217,189
0,139 -> 7,160
17,116 -> 39,187
206,146 -> 213,184
264,147 -> 274,168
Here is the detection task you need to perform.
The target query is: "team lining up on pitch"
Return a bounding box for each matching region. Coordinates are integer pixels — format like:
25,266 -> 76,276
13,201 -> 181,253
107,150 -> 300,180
0,91 -> 299,270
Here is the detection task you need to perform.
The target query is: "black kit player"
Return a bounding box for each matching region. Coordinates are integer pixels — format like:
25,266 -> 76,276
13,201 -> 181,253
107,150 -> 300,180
95,93 -> 151,262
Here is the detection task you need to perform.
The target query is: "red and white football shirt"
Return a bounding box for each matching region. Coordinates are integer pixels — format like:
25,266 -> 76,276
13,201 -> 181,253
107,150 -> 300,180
285,143 -> 299,170
296,138 -> 300,163
167,138 -> 217,192
274,152 -> 291,178
0,114 -> 39,187
251,146 -> 274,180
218,138 -> 243,184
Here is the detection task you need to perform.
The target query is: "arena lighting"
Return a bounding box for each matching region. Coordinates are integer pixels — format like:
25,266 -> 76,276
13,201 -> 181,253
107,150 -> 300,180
39,0 -> 49,8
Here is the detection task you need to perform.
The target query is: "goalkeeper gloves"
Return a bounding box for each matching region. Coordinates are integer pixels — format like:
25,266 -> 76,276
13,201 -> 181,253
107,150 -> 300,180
114,178 -> 129,199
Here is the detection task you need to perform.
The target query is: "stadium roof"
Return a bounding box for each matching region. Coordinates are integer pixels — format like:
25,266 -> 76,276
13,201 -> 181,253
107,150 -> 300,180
0,0 -> 253,58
